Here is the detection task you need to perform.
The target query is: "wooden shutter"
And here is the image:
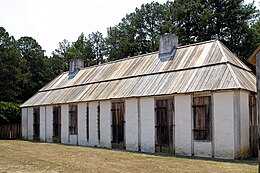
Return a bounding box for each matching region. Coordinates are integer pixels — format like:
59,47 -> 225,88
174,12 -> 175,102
69,105 -> 78,135
33,107 -> 40,140
193,96 -> 211,141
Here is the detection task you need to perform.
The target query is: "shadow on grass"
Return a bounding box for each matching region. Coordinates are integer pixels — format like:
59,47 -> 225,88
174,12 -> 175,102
17,139 -> 259,166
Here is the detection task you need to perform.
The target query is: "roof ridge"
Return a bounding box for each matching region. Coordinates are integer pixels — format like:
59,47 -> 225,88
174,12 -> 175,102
216,40 -> 228,62
217,41 -> 251,71
177,40 -> 216,49
75,51 -> 158,72
216,41 -> 242,88
66,40 -> 217,73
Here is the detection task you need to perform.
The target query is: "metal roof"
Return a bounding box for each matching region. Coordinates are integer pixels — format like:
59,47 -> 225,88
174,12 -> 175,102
21,40 -> 256,107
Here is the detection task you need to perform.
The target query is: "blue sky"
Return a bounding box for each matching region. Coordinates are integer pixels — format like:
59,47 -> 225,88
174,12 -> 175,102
0,0 -> 258,55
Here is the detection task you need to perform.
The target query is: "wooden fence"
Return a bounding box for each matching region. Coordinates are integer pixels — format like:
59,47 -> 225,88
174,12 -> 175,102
0,123 -> 21,139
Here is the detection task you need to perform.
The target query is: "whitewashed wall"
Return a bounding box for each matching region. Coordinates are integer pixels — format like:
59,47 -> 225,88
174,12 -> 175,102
213,92 -> 234,159
140,97 -> 155,153
99,101 -> 111,148
45,106 -> 53,142
21,108 -> 28,139
239,91 -> 250,158
69,134 -> 78,145
194,142 -> 212,157
175,95 -> 192,155
89,102 -> 98,146
78,102 -> 87,146
125,98 -> 139,151
61,104 -> 69,144
27,107 -> 33,140
40,106 -> 46,141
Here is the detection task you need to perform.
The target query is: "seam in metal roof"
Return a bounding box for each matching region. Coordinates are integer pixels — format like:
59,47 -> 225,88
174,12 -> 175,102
21,40 -> 256,107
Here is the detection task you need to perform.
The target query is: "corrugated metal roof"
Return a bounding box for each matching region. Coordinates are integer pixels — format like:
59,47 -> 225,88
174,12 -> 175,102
21,40 -> 256,107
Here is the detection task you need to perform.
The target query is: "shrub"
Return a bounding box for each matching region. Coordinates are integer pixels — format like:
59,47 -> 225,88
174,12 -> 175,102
0,101 -> 21,124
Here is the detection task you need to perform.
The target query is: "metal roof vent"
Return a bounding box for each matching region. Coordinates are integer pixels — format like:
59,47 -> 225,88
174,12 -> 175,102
68,59 -> 84,79
159,34 -> 178,62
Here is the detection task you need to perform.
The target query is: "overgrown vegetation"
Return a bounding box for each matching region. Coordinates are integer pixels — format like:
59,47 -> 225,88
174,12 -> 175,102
0,0 -> 259,123
0,140 -> 257,172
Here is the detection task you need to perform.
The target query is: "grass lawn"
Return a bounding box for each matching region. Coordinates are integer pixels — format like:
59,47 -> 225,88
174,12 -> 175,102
0,140 -> 257,173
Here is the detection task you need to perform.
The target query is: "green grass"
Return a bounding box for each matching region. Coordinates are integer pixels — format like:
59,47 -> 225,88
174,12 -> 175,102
0,140 -> 257,172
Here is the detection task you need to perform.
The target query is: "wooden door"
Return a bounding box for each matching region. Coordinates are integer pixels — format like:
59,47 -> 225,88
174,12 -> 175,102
53,106 -> 61,143
111,102 -> 125,149
155,98 -> 174,153
249,94 -> 257,157
33,107 -> 40,141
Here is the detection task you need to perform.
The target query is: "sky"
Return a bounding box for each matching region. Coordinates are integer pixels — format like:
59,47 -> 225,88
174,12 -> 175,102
0,0 -> 258,56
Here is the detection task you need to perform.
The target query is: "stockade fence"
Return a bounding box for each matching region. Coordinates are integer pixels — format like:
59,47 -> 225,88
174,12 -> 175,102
0,123 -> 21,139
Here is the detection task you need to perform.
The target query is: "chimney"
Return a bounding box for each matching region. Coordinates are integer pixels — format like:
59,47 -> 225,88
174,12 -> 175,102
68,59 -> 84,78
159,34 -> 178,62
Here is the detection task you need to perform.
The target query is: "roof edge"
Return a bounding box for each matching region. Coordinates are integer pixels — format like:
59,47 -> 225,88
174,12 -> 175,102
20,88 -> 256,108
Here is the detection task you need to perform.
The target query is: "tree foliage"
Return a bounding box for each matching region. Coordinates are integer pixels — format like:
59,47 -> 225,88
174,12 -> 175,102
18,37 -> 52,101
0,101 -> 21,124
0,27 -> 23,102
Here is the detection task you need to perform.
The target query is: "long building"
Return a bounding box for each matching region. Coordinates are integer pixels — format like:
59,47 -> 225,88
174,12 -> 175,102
21,35 -> 257,159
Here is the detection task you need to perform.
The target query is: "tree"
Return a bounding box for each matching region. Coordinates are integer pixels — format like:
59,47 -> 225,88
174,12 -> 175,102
251,17 -> 260,46
88,31 -> 105,64
0,27 -> 23,102
106,2 -> 168,61
18,36 -> 50,101
170,0 -> 258,62
52,39 -> 71,70
67,33 -> 95,67
133,2 -> 166,53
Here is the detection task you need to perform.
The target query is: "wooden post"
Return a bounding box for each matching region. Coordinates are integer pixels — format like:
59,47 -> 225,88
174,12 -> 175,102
256,51 -> 260,173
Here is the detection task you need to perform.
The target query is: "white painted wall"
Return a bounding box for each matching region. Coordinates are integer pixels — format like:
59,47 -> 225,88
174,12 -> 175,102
27,107 -> 33,140
140,97 -> 155,153
89,101 -> 98,146
21,108 -> 28,139
194,142 -> 212,157
99,101 -> 111,148
125,98 -> 139,151
213,92 -> 234,159
61,104 -> 69,144
78,102 -> 87,146
40,106 -> 46,141
175,95 -> 192,155
45,106 -> 53,142
69,135 -> 78,145
240,91 -> 250,158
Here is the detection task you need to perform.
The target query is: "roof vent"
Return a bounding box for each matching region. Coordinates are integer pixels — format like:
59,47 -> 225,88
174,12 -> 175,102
159,34 -> 178,62
68,59 -> 84,78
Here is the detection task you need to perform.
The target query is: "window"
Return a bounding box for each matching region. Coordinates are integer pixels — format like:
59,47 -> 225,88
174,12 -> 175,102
69,105 -> 78,135
193,96 -> 211,141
